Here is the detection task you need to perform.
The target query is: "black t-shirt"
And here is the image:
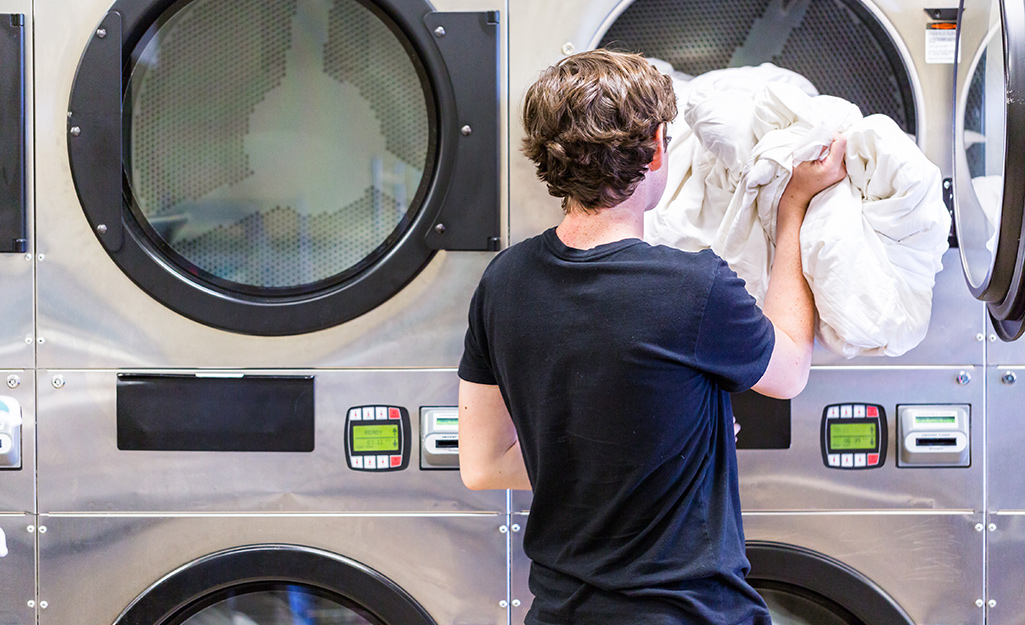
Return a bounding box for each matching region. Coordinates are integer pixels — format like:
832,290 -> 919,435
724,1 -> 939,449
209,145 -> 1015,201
459,228 -> 775,625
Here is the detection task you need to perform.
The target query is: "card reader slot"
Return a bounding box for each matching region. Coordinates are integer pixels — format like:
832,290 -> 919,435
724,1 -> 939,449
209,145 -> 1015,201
916,437 -> 958,447
435,438 -> 459,450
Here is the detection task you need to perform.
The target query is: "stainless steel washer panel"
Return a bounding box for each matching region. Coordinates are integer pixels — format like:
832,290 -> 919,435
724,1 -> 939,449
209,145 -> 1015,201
37,369 -> 503,514
985,512 -> 1025,624
986,365 -> 1025,512
37,514 -> 508,625
0,514 -> 35,625
742,512 -> 984,625
33,0 -> 504,369
0,369 -> 33,514
739,366 -> 983,512
0,0 -> 32,370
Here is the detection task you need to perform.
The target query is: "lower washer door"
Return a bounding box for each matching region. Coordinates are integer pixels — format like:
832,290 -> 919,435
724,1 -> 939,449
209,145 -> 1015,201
115,544 -> 436,625
747,542 -> 914,625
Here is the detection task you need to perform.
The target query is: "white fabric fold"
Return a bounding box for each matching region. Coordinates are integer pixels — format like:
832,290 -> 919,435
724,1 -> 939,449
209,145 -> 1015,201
645,62 -> 950,358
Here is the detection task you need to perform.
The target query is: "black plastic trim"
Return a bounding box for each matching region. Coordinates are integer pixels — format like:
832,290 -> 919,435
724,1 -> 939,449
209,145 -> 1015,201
67,0 -> 501,335
0,14 -> 26,253
747,542 -> 915,625
113,544 -> 437,625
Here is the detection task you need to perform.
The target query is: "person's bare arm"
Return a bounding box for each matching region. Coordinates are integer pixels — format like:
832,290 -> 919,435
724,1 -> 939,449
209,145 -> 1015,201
753,135 -> 847,399
457,379 -> 532,491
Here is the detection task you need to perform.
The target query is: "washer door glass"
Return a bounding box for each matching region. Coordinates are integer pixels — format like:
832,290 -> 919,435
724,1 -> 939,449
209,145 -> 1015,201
175,584 -> 381,625
123,0 -> 433,295
759,585 -> 860,625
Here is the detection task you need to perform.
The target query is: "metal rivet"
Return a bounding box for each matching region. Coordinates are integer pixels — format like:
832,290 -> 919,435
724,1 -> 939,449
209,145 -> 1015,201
51,375 -> 64,389
26,525 -> 34,533
26,600 -> 35,609
975,523 -> 985,532
989,599 -> 997,608
38,601 -> 47,609
990,334 -> 998,342
943,179 -> 952,189
1002,372 -> 1017,385
461,125 -> 472,136
561,42 -> 576,55
23,336 -> 32,345
977,599 -> 985,608
434,223 -> 446,235
6,375 -> 19,389
37,254 -> 44,262
512,599 -> 521,607
498,525 -> 508,534
37,337 -> 45,345
956,370 -> 972,385
989,523 -> 997,532
69,126 -> 81,137
511,524 -> 521,532
96,224 -> 108,235
96,27 -> 106,38
499,600 -> 508,608
433,26 -> 446,37
37,526 -> 46,534
23,253 -> 30,261
976,333 -> 985,342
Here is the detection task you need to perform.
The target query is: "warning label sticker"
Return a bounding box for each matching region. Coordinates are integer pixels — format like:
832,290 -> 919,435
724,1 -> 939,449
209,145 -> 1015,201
926,22 -> 959,64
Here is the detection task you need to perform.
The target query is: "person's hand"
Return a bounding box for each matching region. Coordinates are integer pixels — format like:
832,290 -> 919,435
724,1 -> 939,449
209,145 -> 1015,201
781,133 -> 848,213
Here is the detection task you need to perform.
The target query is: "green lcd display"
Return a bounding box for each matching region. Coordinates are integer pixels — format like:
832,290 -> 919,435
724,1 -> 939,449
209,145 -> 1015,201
436,417 -> 459,426
352,424 -> 399,453
830,422 -> 877,450
915,415 -> 956,424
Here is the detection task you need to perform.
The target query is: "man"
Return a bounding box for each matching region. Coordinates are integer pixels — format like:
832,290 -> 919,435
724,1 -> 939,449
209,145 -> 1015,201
458,50 -> 846,624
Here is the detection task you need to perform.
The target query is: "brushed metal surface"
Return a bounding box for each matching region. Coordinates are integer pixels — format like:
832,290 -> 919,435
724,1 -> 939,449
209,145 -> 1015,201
33,0 -> 506,370
0,0 -> 33,370
37,513 -> 507,625
37,369 -> 504,514
985,512 -> 1025,624
0,514 -> 35,625
986,366 -> 1025,512
739,366 -> 983,512
0,370 -> 33,514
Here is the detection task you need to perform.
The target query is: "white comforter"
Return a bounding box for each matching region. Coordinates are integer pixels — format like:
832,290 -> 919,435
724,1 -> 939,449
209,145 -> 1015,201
645,63 -> 950,358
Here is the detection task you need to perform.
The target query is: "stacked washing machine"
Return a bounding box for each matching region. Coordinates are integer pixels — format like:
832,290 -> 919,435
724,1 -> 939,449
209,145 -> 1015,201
28,0 -> 513,623
0,1 -> 36,624
507,1 -> 993,623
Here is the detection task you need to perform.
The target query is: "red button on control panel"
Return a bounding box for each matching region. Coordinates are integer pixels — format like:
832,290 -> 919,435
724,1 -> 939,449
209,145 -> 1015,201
866,406 -> 878,417
389,407 -> 401,419
390,455 -> 402,467
867,453 -> 879,466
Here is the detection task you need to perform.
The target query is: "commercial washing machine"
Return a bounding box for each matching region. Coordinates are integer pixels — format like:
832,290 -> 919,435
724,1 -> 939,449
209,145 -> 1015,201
504,0 -> 1017,622
34,0 -> 505,369
36,368 -> 510,624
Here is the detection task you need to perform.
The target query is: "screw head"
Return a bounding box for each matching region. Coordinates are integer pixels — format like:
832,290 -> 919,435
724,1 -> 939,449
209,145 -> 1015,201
37,337 -> 45,344
27,600 -> 35,609
512,599 -> 521,607
499,600 -> 508,608
989,599 -> 997,608
38,601 -> 47,609
5,375 -> 19,389
511,524 -> 521,532
96,224 -> 108,235
956,370 -> 972,385
96,27 -> 107,38
461,125 -> 472,136
433,25 -> 446,37
561,42 -> 576,55
37,526 -> 46,534
498,525 -> 508,534
1003,372 -> 1017,385
989,523 -> 997,532
977,599 -> 985,608
51,375 -> 65,389
26,525 -> 34,533
434,223 -> 446,235
24,337 -> 31,344
23,253 -> 30,261
69,126 -> 81,137
975,523 -> 985,532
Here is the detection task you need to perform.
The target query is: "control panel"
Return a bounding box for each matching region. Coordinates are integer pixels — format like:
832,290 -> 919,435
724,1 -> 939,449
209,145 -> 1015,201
897,405 -> 970,467
820,403 -> 886,470
0,396 -> 22,470
421,407 -> 459,470
345,406 -> 411,472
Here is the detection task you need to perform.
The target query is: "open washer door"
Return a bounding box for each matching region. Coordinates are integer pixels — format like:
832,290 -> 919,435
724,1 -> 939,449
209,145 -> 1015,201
67,0 -> 499,336
954,0 -> 1025,340
114,545 -> 437,625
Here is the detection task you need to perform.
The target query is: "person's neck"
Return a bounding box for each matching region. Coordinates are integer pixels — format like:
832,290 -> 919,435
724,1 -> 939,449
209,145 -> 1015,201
555,197 -> 645,250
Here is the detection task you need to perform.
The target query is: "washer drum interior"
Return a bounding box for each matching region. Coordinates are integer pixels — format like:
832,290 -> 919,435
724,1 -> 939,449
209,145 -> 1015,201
598,0 -> 916,136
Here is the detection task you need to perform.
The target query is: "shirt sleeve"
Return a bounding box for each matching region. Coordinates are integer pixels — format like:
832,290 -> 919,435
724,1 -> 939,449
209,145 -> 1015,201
693,258 -> 775,392
458,284 -> 498,385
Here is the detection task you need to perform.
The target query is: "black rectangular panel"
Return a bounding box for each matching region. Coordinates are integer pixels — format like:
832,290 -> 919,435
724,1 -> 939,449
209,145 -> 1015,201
0,14 -> 26,253
117,374 -> 315,452
731,390 -> 791,450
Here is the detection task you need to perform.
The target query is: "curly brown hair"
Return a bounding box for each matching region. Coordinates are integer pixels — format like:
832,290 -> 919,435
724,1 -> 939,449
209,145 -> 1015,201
521,49 -> 677,213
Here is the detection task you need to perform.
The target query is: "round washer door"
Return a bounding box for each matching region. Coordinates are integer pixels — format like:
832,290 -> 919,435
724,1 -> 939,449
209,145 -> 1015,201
953,0 -> 1025,339
747,542 -> 914,625
596,0 -> 918,136
68,0 -> 499,336
114,545 -> 437,625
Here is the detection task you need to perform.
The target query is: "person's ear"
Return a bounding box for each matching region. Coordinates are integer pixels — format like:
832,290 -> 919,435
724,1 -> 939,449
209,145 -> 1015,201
650,123 -> 666,171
